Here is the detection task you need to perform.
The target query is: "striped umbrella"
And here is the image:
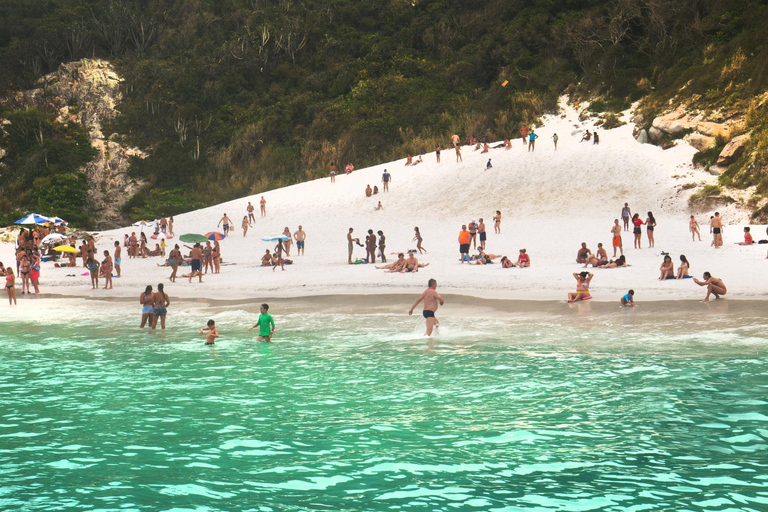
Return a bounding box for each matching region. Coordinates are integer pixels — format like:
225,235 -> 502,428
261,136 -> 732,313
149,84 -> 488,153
204,232 -> 227,241
15,213 -> 52,225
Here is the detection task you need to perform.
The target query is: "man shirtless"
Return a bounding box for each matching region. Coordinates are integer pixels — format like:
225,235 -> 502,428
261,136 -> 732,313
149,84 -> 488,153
294,226 -> 306,255
576,242 -> 592,264
610,220 -> 623,257
189,244 -> 204,283
260,196 -> 266,217
711,212 -> 723,248
113,241 -> 122,277
218,213 -> 233,235
452,134 -> 460,147
408,279 -> 445,336
247,202 -> 256,225
405,252 -> 430,272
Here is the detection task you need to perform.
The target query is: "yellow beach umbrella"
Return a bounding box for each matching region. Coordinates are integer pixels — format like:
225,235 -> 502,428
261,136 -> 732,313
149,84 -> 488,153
52,245 -> 79,254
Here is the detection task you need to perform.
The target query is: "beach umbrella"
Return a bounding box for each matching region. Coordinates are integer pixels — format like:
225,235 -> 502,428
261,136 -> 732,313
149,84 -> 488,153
132,220 -> 154,227
261,234 -> 290,242
41,233 -> 67,245
151,232 -> 173,240
52,245 -> 79,253
14,213 -> 52,225
49,216 -> 69,226
204,232 -> 226,241
179,233 -> 209,243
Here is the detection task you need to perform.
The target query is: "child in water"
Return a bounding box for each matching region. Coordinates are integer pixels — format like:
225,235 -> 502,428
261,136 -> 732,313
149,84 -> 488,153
200,320 -> 219,345
621,290 -> 635,306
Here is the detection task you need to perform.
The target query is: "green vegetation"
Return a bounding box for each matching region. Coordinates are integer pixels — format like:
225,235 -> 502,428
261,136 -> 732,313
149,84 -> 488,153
0,0 -> 767,222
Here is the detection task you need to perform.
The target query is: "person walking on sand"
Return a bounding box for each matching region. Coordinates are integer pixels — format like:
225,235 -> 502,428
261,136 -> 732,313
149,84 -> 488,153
260,196 -> 267,217
646,211 -> 657,248
200,320 -> 219,345
567,271 -> 593,302
5,268 -> 16,305
690,215 -> 701,241
694,272 -> 726,302
377,230 -> 386,262
218,213 -> 233,235
459,225 -> 471,263
435,144 -> 441,163
294,225 -> 306,255
632,213 -> 645,249
247,202 -> 256,225
414,227 -> 426,254
528,129 -> 538,151
552,133 -> 558,150
486,158 -> 492,170
189,243 -> 204,283
329,162 -> 336,183
140,285 -> 154,328
455,145 -> 462,162
151,283 -> 170,330
168,244 -> 182,282
493,210 -> 502,234
478,218 -> 487,250
382,169 -> 391,192
249,303 -> 275,342
408,278 -> 445,337
621,203 -> 631,232
240,216 -> 249,237
711,212 -> 723,248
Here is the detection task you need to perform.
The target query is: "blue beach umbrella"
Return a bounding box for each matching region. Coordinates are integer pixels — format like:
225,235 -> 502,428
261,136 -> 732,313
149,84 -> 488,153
261,234 -> 289,242
15,213 -> 52,225
49,216 -> 69,226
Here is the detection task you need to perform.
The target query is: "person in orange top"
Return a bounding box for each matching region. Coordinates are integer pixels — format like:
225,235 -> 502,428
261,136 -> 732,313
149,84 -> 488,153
458,225 -> 471,263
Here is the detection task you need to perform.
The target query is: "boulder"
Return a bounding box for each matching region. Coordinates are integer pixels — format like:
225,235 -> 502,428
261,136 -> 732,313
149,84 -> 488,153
696,121 -> 729,138
635,129 -> 649,144
717,133 -> 751,166
686,133 -> 716,151
652,111 -> 697,135
630,113 -> 645,125
648,126 -> 664,141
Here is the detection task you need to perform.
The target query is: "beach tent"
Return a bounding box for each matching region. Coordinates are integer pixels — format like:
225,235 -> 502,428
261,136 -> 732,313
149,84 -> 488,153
179,234 -> 209,243
205,232 -> 226,241
261,234 -> 290,242
40,233 -> 67,245
15,213 -> 52,225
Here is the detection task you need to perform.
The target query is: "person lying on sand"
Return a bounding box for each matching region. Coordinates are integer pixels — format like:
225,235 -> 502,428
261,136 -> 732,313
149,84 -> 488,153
500,256 -> 515,268
181,270 -> 203,283
377,253 -> 406,272
599,255 -> 627,268
405,252 -> 430,272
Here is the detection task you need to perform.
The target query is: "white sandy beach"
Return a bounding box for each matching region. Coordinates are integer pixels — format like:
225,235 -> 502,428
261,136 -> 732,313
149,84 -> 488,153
2,104 -> 766,306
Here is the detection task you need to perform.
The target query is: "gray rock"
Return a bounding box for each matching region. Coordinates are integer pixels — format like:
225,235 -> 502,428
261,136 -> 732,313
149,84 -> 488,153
686,133 -> 716,151
635,129 -> 649,144
648,126 -> 664,142
717,133 -> 751,166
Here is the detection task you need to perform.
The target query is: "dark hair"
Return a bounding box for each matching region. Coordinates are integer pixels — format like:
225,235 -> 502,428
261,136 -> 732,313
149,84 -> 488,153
618,255 -> 626,263
703,271 -> 711,279
628,289 -> 634,295
145,285 -> 152,293
207,319 -> 215,326
114,241 -> 119,246
663,255 -> 671,261
579,271 -> 589,278
428,278 -> 437,287
633,213 -> 639,219
157,283 -> 164,293
680,255 -> 689,266
647,212 -> 655,224
261,303 -> 269,311
744,226 -> 751,232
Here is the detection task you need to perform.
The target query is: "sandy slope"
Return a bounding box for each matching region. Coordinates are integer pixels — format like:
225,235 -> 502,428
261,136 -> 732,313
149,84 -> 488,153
2,104 -> 765,304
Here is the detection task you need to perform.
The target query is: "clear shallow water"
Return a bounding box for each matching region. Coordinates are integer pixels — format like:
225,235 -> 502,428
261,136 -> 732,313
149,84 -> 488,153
1,297 -> 768,511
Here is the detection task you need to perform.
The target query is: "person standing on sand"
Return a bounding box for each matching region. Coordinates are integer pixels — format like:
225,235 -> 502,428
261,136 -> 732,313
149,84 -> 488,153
189,244 -> 204,282
413,227 -> 426,254
273,239 -> 285,271
455,145 -> 462,162
168,245 -> 181,282
459,225 -> 471,263
711,212 -> 723,248
646,212 -> 657,248
377,230 -> 386,262
241,216 -> 249,237
468,220 -> 478,249
690,215 -> 701,241
347,228 -> 355,264
408,278 -> 445,337
140,285 -> 153,328
129,233 -> 138,259
478,218 -> 487,250
435,145 -> 441,163
382,169 -> 391,192
493,211 -> 502,234
552,133 -> 558,150
218,213 -> 233,235
247,202 -> 256,225
452,134 -> 460,147
249,303 -> 275,342
102,250 -> 113,290
294,226 -> 306,255
621,203 -> 631,232
86,256 -> 100,289
168,216 -> 174,236
520,125 -> 528,144
610,219 -> 623,257
632,213 -> 645,249
151,283 -> 170,329
528,129 -> 538,151
694,272 -> 726,302
260,196 -> 267,217
329,162 -> 336,183
5,268 -> 16,305
365,229 -> 377,263
113,241 -> 122,278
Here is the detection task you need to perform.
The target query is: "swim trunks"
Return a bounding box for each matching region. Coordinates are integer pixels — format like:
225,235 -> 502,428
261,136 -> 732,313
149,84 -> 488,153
459,244 -> 470,254
479,232 -> 486,241
191,259 -> 201,272
205,342 -> 215,346
422,310 -> 435,318
153,306 -> 167,316
348,241 -> 354,255
142,305 -> 153,314
713,228 -> 721,234
297,241 -> 304,249
115,257 -> 121,265
612,236 -> 621,247
633,227 -> 641,235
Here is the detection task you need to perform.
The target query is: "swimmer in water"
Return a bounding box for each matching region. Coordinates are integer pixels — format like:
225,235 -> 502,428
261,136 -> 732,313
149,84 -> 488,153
200,320 -> 219,345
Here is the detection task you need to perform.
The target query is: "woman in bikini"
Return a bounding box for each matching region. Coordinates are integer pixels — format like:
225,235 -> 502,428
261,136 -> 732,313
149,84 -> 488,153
693,272 -> 727,302
413,227 -> 427,254
676,255 -> 690,279
689,215 -> 701,241
140,285 -> 154,328
282,227 -> 293,256
659,255 -> 674,280
567,271 -> 593,302
212,240 -> 221,273
29,252 -> 41,294
19,254 -> 31,295
5,267 -> 16,305
242,216 -> 249,237
168,245 -> 181,282
645,211 -> 657,248
493,210 -> 502,234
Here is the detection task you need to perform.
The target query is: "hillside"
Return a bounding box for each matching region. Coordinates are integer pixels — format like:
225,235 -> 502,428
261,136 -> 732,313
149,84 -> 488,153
1,0 -> 767,226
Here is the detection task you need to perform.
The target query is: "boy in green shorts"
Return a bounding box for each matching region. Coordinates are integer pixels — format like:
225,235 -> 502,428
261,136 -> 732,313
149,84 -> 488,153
249,303 -> 275,342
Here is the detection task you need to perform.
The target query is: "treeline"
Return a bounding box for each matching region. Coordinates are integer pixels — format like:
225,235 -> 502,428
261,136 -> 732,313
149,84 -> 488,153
0,0 -> 765,225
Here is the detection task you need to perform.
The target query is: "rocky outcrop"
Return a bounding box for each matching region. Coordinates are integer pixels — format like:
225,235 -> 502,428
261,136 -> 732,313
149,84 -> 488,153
686,133 -> 716,151
634,129 -> 649,144
646,106 -> 744,152
717,133 -> 751,166
10,59 -> 145,228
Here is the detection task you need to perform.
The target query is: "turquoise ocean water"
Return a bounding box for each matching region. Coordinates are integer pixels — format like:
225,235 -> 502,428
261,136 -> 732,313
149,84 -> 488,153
1,296 -> 767,511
